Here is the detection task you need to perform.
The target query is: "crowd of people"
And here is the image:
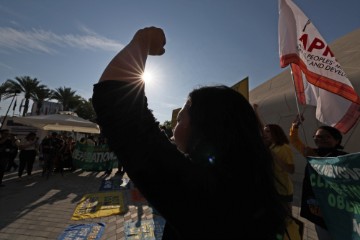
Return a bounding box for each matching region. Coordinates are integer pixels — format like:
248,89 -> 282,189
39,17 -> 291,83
0,131 -> 104,183
0,131 -> 124,183
1,26 -> 354,239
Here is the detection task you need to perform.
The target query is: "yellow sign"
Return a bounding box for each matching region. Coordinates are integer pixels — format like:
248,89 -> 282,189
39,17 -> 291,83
231,76 -> 249,100
72,191 -> 125,220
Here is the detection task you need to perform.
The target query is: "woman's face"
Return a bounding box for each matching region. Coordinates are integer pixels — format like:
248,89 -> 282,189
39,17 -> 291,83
173,99 -> 192,153
263,126 -> 272,142
313,129 -> 339,148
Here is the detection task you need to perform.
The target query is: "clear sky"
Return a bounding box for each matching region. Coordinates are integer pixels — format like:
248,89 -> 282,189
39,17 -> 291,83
0,0 -> 359,124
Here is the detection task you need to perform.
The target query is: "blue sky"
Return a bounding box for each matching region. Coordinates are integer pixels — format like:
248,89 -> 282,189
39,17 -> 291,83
0,0 -> 359,124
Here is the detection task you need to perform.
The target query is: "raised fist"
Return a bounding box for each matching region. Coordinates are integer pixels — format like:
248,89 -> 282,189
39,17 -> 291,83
132,26 -> 166,56
293,114 -> 304,127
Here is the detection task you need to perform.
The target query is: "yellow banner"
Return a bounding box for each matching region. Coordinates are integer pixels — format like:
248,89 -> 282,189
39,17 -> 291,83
72,191 -> 125,220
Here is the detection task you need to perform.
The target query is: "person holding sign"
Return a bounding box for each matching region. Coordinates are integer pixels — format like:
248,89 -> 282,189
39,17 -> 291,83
290,114 -> 348,240
92,26 -> 288,239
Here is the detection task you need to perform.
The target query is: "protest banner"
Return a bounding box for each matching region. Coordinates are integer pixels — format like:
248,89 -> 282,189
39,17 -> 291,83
308,152 -> 360,239
72,143 -> 118,171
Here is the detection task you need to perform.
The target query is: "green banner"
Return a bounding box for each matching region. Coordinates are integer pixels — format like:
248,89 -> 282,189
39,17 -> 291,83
308,152 -> 360,240
72,143 -> 118,171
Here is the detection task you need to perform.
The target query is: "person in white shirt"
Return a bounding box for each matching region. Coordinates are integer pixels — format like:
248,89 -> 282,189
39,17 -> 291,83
18,132 -> 39,178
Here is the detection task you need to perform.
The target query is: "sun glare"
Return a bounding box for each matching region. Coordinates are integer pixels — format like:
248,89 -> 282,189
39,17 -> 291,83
142,71 -> 153,83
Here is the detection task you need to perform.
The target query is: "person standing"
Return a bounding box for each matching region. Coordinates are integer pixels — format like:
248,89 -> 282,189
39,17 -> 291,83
6,134 -> 20,172
0,129 -> 13,187
264,124 -> 295,208
41,132 -> 63,178
253,104 -> 295,209
18,132 -> 39,178
290,114 -> 347,240
92,26 -> 288,239
61,136 -> 75,170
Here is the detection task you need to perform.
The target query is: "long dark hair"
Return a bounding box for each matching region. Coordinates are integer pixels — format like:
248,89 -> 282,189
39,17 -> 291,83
265,124 -> 290,146
187,85 -> 288,237
188,86 -> 267,164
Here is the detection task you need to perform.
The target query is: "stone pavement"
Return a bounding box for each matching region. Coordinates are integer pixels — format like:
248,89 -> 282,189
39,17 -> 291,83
0,164 -> 156,240
0,160 -> 318,240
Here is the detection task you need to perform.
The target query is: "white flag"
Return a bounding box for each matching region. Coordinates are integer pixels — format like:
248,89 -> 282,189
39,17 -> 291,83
278,0 -> 360,133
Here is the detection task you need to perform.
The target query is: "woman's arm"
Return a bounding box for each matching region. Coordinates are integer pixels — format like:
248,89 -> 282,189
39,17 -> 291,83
289,114 -> 315,157
92,27 -> 209,226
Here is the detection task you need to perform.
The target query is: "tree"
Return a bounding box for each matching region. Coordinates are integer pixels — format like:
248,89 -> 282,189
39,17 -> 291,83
33,87 -> 52,115
5,76 -> 46,116
75,98 -> 97,122
162,120 -> 172,129
0,82 -> 12,102
51,86 -> 82,111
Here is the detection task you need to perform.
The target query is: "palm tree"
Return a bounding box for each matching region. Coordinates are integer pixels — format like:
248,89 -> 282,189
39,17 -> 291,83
0,81 -> 12,102
33,87 -> 52,115
75,98 -> 97,121
6,76 -> 46,116
51,86 -> 82,111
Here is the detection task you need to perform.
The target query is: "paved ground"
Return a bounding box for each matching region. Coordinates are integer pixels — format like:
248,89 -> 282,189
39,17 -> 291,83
0,159 -> 318,240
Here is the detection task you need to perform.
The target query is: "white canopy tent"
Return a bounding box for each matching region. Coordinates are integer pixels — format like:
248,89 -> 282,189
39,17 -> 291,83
12,112 -> 100,134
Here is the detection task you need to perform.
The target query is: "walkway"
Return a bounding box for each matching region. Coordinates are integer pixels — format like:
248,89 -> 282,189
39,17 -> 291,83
0,161 -> 317,239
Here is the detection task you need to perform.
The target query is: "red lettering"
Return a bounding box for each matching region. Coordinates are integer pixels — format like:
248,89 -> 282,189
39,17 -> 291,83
299,33 -> 308,49
323,46 -> 334,58
308,37 -> 325,52
299,34 -> 334,57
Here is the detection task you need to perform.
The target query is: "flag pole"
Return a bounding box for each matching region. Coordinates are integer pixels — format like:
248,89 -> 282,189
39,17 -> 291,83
290,64 -> 309,145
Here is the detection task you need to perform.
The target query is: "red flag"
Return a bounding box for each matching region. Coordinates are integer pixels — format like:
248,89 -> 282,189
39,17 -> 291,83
278,0 -> 360,133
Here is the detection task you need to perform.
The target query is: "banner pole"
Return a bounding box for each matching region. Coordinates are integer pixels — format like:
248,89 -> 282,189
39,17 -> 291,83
290,64 -> 309,145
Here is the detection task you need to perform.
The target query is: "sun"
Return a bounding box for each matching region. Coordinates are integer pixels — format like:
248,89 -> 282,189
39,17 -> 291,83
141,71 -> 153,83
